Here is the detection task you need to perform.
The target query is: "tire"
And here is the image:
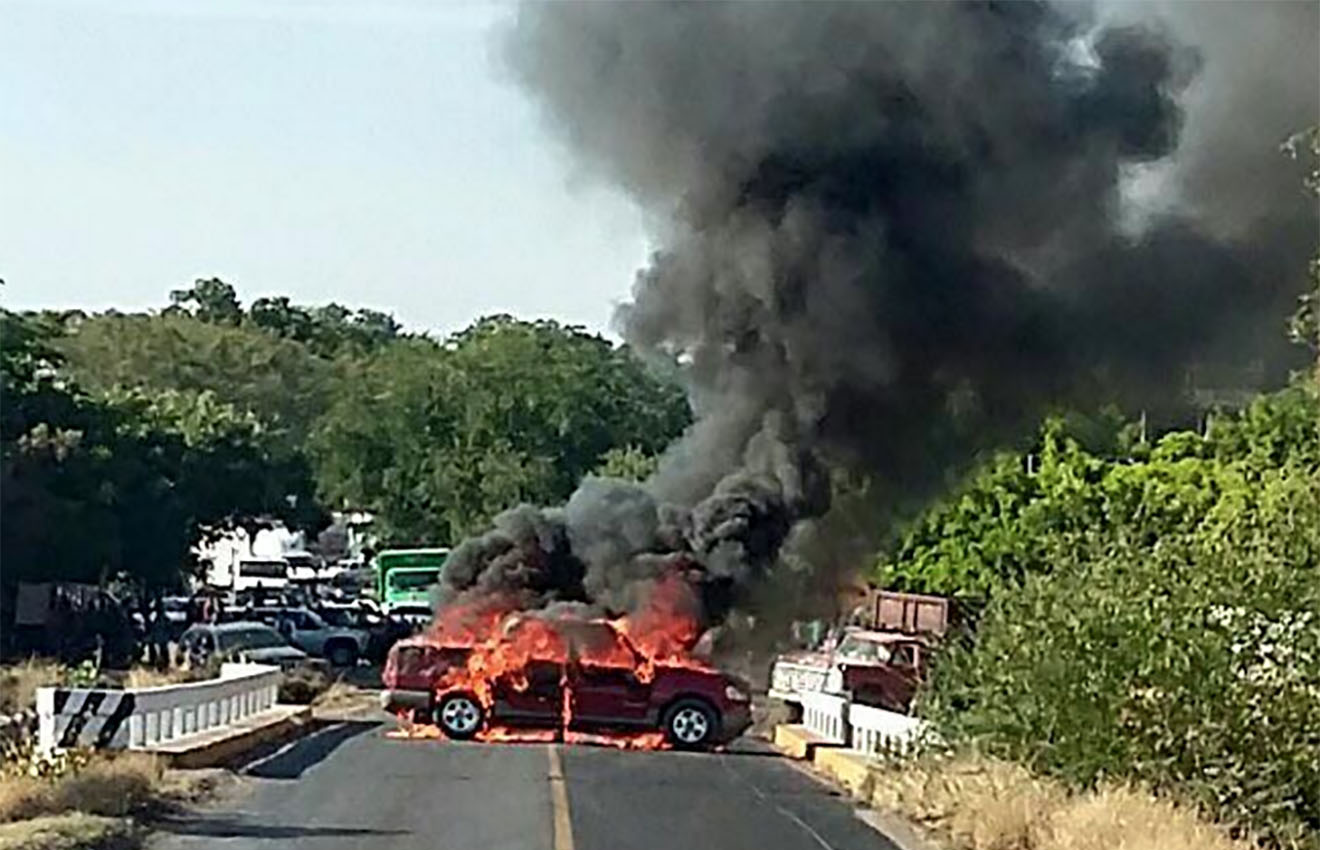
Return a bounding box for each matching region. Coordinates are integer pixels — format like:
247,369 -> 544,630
327,641 -> 358,668
662,698 -> 718,750
437,693 -> 484,740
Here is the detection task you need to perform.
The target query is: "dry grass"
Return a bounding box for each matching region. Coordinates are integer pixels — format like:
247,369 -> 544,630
0,813 -> 136,850
311,679 -> 357,708
51,754 -> 161,818
0,778 -> 50,825
868,755 -> 1253,850
0,663 -> 66,716
121,667 -> 192,690
278,667 -> 331,705
0,753 -> 163,825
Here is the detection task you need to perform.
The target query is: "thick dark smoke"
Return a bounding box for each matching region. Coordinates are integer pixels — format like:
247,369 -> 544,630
441,1 -> 1318,629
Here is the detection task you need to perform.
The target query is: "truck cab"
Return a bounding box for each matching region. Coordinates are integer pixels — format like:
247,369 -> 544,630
375,548 -> 449,625
768,589 -> 949,715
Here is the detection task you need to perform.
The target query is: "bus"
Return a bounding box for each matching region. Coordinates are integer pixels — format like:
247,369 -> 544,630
375,548 -> 449,624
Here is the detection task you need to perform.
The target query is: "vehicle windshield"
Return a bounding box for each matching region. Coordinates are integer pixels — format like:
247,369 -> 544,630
835,635 -> 892,664
219,626 -> 287,651
388,569 -> 440,591
319,608 -> 357,627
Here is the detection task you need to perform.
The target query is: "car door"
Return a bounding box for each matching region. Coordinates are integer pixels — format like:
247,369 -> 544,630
569,664 -> 652,727
294,611 -> 331,655
491,659 -> 564,726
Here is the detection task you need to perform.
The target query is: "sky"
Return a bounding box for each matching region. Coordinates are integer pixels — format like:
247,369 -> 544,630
0,0 -> 651,337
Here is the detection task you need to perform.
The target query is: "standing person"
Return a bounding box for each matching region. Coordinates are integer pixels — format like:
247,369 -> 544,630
149,597 -> 170,669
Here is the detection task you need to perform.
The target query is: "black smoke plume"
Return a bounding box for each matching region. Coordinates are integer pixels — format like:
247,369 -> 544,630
440,1 -> 1318,628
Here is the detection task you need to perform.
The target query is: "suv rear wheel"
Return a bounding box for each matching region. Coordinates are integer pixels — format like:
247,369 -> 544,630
662,699 -> 717,749
437,693 -> 484,740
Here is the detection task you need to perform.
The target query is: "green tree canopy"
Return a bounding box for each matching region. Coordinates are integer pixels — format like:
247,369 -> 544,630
2,311 -> 321,592
311,315 -> 690,544
54,312 -> 333,451
875,387 -> 1320,600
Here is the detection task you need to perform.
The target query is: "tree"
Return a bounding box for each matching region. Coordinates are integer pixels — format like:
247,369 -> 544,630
168,278 -> 243,326
2,311 -> 322,595
247,297 -> 401,356
311,316 -> 690,544
593,445 -> 662,482
876,386 -> 1320,600
55,312 -> 333,452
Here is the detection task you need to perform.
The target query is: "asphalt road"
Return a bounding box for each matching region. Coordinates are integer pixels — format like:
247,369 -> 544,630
149,717 -> 899,850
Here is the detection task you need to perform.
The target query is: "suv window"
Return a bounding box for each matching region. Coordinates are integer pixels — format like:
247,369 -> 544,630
890,644 -> 917,667
397,646 -> 431,675
219,626 -> 286,652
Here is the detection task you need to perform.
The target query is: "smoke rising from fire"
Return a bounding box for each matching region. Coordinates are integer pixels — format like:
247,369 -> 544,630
440,2 -> 1318,632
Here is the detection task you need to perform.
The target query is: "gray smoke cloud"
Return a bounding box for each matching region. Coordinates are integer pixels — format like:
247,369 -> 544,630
441,1 -> 1318,627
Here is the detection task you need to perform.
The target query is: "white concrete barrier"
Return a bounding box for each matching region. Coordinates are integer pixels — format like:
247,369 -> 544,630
37,663 -> 281,753
847,703 -> 929,757
800,691 -> 850,744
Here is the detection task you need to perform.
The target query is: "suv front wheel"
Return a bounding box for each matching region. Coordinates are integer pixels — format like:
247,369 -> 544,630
662,699 -> 718,750
437,693 -> 484,740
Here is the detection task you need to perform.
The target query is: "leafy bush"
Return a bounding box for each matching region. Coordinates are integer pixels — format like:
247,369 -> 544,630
921,463 -> 1320,847
879,386 -> 1320,600
879,384 -> 1320,845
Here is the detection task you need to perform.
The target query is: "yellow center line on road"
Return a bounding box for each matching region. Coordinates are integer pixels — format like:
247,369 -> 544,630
546,744 -> 576,850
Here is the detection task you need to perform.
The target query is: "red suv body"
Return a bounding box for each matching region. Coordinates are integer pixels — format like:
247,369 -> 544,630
381,621 -> 753,749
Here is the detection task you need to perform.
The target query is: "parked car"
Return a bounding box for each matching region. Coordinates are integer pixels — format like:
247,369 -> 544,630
316,604 -> 410,663
380,619 -> 753,750
177,621 -> 312,671
249,606 -> 371,667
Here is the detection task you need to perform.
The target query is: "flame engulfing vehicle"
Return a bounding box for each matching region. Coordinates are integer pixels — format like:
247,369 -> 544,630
381,578 -> 753,750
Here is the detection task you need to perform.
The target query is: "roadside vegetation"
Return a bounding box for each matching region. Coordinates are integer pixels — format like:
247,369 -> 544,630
875,385 -> 1320,847
0,746 -> 214,850
872,382 -> 1320,847
869,754 -> 1256,850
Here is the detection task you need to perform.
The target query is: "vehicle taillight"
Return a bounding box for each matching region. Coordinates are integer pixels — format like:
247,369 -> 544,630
382,650 -> 398,687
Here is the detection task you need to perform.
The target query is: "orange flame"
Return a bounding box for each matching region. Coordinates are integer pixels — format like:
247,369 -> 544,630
390,575 -> 716,751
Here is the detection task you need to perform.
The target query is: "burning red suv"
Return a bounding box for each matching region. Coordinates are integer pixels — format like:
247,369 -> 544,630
381,616 -> 752,750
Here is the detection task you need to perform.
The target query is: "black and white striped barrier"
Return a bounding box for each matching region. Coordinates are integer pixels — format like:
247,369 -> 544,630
37,663 -> 281,753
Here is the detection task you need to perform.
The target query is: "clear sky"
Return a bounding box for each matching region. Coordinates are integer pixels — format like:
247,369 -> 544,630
0,0 -> 650,336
